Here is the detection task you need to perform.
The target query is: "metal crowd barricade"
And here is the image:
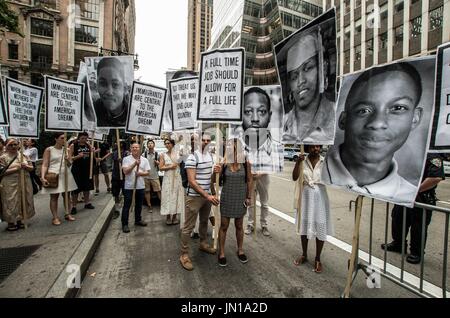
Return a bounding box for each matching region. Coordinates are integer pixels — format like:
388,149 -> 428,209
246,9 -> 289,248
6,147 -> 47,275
345,198 -> 450,298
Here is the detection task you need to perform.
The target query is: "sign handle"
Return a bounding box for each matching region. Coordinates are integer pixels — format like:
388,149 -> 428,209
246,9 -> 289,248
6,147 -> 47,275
89,129 -> 95,180
213,124 -> 221,250
64,133 -> 69,215
116,129 -> 123,181
295,145 -> 305,235
19,138 -> 27,229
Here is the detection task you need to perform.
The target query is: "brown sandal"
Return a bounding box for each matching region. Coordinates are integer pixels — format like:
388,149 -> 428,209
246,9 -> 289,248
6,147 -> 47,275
180,254 -> 193,271
313,261 -> 323,273
294,255 -> 307,266
65,214 -> 76,222
52,218 -> 61,226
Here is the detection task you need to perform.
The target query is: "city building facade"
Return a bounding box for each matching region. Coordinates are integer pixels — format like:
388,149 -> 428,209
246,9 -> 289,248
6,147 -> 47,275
324,0 -> 449,76
188,0 -> 214,71
210,0 -> 323,85
0,0 -> 136,86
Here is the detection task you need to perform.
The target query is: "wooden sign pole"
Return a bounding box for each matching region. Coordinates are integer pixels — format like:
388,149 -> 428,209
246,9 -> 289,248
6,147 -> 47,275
213,124 -> 220,250
64,133 -> 69,215
343,195 -> 364,298
296,145 -> 305,234
19,138 -> 27,229
116,129 -> 123,180
89,129 -> 95,180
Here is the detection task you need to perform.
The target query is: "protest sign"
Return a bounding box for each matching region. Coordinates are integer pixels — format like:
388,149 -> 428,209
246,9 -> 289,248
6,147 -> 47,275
0,127 -> 8,140
45,76 -> 84,132
0,77 -> 8,126
77,61 -> 96,131
322,56 -> 436,208
5,78 -> 43,138
169,76 -> 199,131
274,8 -> 337,145
85,56 -> 134,128
430,42 -> 450,152
126,81 -> 167,136
197,48 -> 244,123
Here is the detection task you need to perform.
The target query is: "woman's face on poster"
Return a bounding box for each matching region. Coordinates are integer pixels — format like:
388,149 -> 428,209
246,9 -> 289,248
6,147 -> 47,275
97,66 -> 125,112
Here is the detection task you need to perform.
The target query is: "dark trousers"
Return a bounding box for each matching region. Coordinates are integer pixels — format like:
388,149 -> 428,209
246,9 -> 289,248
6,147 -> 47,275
31,162 -> 42,187
391,204 -> 433,256
121,189 -> 144,226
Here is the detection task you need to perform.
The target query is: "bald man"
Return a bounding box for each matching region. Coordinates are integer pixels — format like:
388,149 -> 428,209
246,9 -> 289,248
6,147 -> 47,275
94,57 -> 128,127
283,32 -> 335,144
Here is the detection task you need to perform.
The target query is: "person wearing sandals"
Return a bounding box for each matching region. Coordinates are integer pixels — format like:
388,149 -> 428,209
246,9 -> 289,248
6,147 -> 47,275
216,138 -> 253,267
41,132 -> 77,225
0,138 -> 36,231
292,145 -> 333,273
159,139 -> 184,225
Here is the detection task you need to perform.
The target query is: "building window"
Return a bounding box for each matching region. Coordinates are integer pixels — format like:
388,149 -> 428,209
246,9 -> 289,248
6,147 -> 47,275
366,39 -> 373,56
394,0 -> 404,13
355,45 -> 361,61
395,25 -> 403,44
9,70 -> 18,80
379,32 -> 388,49
31,43 -> 53,69
429,6 -> 443,32
75,25 -> 99,44
76,0 -> 100,20
31,18 -> 53,37
8,43 -> 19,60
74,49 -> 96,68
410,16 -> 422,38
355,25 -> 361,36
31,73 -> 44,88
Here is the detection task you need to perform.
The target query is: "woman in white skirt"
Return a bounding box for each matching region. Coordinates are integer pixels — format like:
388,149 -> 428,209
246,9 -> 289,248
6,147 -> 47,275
41,132 -> 78,225
292,145 -> 333,273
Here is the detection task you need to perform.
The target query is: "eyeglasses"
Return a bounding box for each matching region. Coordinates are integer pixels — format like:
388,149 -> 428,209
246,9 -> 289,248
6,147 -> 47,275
7,144 -> 18,147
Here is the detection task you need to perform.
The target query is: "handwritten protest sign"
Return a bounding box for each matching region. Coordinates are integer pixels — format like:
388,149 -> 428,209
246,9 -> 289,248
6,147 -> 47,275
197,48 -> 244,122
126,81 -> 167,136
45,76 -> 84,132
430,42 -> 450,152
169,76 -> 199,131
0,77 -> 8,126
5,78 -> 43,138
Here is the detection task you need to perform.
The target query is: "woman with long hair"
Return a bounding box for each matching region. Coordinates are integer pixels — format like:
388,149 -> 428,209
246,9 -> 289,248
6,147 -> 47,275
216,138 -> 253,267
41,133 -> 78,225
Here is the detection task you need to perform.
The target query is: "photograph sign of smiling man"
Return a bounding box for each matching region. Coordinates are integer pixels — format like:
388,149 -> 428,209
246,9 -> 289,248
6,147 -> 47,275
322,57 -> 436,207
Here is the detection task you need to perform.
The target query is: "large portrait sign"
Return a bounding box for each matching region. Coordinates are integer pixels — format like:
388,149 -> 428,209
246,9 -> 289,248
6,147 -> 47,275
430,42 -> 450,152
274,8 -> 337,145
5,78 -> 43,138
322,56 -> 436,207
85,56 -> 134,128
126,81 -> 167,136
169,76 -> 199,131
45,76 -> 84,132
197,48 -> 245,123
77,61 -> 96,131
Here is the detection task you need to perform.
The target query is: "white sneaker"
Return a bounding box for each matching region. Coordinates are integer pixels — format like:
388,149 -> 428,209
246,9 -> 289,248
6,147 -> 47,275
262,227 -> 270,237
244,225 -> 254,235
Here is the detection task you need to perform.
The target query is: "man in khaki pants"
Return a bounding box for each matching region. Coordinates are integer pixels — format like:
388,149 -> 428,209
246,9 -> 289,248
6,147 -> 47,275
180,134 -> 220,271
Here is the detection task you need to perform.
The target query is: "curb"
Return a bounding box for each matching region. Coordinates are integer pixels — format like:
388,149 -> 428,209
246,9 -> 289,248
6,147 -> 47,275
45,198 -> 115,298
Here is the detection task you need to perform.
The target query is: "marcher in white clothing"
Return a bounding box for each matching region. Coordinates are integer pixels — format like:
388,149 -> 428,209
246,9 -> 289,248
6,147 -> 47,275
292,145 -> 333,273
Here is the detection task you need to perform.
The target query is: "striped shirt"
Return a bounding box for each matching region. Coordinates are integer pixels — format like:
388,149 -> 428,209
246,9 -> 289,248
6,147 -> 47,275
185,150 -> 213,197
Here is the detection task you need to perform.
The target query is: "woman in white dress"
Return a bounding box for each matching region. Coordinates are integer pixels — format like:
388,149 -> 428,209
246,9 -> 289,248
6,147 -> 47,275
292,145 -> 334,273
41,132 -> 78,225
159,139 -> 184,226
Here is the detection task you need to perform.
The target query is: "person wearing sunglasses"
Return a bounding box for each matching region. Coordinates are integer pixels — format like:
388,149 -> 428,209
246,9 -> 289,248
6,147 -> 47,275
0,138 -> 36,231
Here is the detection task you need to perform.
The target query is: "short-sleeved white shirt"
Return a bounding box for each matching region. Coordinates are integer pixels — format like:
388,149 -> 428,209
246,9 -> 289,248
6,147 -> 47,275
122,155 -> 151,190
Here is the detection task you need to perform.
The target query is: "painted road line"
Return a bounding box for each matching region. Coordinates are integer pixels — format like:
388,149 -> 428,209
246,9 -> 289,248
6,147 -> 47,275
256,201 -> 446,298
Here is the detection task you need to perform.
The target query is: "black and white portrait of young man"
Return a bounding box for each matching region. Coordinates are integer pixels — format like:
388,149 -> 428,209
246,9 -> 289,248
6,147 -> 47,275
275,9 -> 337,145
85,56 -> 134,128
322,57 -> 436,207
229,85 -> 284,173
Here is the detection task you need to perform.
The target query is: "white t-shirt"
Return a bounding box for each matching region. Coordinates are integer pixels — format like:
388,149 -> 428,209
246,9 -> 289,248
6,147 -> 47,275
122,155 -> 151,190
24,147 -> 38,162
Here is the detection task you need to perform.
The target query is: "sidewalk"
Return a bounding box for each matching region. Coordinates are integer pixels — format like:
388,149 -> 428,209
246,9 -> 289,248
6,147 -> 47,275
0,183 -> 114,298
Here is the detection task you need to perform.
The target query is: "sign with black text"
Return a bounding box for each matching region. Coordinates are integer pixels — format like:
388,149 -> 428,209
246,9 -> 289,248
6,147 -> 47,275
45,76 -> 84,132
430,42 -> 450,152
197,48 -> 244,122
0,77 -> 8,126
5,78 -> 43,138
169,76 -> 199,131
126,81 -> 167,136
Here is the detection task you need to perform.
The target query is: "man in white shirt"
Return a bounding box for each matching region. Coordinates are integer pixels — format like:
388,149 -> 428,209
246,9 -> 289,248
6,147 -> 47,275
121,143 -> 151,233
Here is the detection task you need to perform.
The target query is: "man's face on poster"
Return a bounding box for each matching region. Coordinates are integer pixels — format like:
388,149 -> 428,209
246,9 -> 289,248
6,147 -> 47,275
242,92 -> 271,134
340,70 -> 422,163
287,34 -> 319,111
97,66 -> 125,112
